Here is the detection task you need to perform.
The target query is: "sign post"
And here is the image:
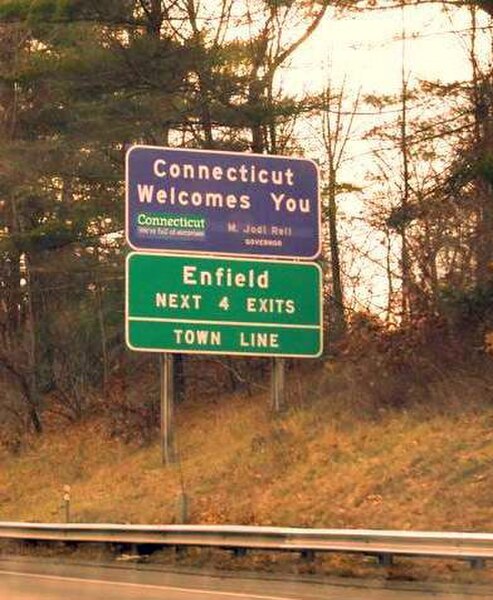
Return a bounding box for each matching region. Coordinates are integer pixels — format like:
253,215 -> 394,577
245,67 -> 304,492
271,357 -> 286,412
160,354 -> 175,464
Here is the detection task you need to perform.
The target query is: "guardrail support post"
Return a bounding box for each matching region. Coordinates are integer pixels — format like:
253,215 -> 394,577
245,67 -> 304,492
377,553 -> 393,567
301,549 -> 315,561
136,543 -> 161,557
470,557 -> 485,569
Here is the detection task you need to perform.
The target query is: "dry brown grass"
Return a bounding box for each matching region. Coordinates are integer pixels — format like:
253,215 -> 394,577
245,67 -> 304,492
1,361 -> 493,538
3,361 -> 493,586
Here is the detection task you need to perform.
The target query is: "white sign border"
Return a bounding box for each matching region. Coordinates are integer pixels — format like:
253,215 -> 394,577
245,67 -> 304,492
125,252 -> 324,359
125,144 -> 322,261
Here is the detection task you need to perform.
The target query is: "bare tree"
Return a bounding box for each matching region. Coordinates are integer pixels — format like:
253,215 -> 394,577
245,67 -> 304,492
320,80 -> 361,340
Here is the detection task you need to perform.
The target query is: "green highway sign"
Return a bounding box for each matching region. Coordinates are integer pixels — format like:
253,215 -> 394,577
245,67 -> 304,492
126,253 -> 323,358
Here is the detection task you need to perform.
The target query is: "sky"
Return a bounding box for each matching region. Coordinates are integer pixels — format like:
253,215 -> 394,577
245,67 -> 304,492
278,3 -> 492,314
290,4 -> 490,94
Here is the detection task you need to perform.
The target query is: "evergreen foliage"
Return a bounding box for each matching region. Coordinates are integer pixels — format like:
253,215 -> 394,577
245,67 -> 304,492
1,0 -> 492,445
0,1 -> 328,437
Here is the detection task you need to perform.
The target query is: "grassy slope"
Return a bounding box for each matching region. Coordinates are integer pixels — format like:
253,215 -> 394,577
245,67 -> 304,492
1,365 -> 493,534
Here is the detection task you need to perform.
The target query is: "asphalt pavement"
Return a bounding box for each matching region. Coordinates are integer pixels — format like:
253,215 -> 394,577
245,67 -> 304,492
0,557 -> 491,600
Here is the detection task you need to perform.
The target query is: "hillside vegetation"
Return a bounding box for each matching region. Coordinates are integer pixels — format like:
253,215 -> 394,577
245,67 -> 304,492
2,358 -> 493,535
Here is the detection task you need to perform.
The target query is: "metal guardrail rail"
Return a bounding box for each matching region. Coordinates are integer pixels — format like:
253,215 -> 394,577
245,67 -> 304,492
0,522 -> 492,568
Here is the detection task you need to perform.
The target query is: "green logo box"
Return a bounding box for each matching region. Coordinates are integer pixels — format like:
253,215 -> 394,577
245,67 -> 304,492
126,253 -> 323,358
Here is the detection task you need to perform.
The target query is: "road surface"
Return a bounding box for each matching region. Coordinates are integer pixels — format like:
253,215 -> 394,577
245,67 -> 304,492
0,557 -> 490,599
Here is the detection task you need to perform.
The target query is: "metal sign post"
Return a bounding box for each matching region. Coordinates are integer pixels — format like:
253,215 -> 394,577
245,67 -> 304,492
271,357 -> 286,413
160,353 -> 175,465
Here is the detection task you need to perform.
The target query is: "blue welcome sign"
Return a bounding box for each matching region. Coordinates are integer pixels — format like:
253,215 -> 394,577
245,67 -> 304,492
125,145 -> 320,260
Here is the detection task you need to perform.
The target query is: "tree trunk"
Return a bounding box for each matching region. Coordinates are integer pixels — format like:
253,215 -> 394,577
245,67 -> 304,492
400,2 -> 411,321
327,171 -> 346,340
24,254 -> 43,434
95,272 -> 109,398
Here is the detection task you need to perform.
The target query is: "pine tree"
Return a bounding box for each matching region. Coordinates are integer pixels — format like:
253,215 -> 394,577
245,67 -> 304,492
0,1 -> 197,432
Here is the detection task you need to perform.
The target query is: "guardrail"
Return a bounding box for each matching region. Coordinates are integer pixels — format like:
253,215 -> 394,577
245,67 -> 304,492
0,522 -> 492,569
